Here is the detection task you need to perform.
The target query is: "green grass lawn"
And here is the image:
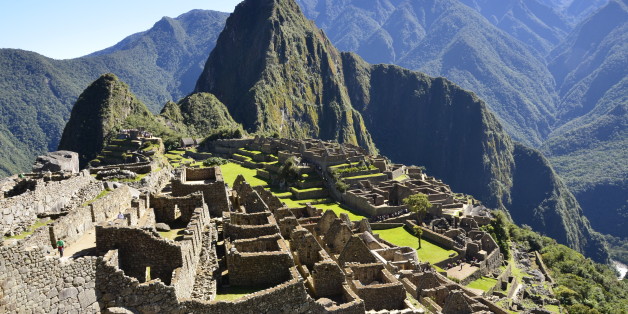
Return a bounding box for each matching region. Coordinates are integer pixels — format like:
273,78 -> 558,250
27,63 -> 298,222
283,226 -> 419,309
158,227 -> 187,241
394,174 -> 409,181
344,173 -> 385,180
277,196 -> 366,221
466,276 -> 498,292
214,286 -> 268,301
545,304 -> 560,313
220,163 -> 268,187
374,227 -> 457,264
4,219 -> 53,240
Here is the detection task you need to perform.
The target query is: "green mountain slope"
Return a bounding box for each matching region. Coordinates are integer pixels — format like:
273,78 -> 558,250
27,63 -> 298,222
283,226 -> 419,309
459,0 -> 572,55
0,10 -> 228,177
296,0 -> 558,146
194,0 -> 608,262
544,0 -> 627,238
195,0 -> 377,152
340,53 -> 607,261
58,74 -> 174,166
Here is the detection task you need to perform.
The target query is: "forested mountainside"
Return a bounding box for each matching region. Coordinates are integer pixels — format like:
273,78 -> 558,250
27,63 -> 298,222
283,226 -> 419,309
192,0 -> 607,262
2,0 -> 620,262
458,0 -> 572,55
0,10 -> 228,177
544,0 -> 628,238
295,0 -> 626,248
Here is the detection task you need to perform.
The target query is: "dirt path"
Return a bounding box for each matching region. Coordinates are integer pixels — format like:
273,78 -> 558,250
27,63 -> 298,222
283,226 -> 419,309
58,228 -> 96,260
446,263 -> 479,281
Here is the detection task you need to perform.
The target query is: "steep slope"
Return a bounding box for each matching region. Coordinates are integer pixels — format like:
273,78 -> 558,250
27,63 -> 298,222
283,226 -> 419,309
543,0 -> 627,238
296,0 -> 557,146
341,54 -> 607,262
196,0 -> 608,261
162,92 -> 240,136
58,74 -> 160,166
0,10 -> 228,177
458,0 -> 572,55
195,0 -> 377,152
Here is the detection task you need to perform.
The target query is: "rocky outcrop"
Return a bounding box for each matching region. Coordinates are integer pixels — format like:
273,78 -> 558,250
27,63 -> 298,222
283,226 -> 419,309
195,0 -> 377,153
32,151 -> 79,174
58,74 -> 154,167
192,0 -> 608,261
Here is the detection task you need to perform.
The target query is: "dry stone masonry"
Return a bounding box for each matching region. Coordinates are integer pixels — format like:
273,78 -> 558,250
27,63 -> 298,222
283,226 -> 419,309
0,136 -> 529,313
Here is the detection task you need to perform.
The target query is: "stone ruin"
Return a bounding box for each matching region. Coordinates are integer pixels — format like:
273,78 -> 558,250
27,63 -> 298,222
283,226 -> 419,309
32,150 -> 80,174
1,136 -> 516,313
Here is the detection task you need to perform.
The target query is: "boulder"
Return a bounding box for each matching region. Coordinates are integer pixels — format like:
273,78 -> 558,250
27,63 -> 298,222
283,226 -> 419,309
32,151 -> 79,173
155,223 -> 171,232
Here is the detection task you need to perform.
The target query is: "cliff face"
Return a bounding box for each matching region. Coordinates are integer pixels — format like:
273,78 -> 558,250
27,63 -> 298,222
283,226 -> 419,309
58,74 -> 152,166
193,0 -> 607,261
195,0 -> 377,153
340,52 -> 608,261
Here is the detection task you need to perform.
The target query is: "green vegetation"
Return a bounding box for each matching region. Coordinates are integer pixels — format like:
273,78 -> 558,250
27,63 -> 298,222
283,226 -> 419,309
215,286 -> 268,301
374,227 -> 456,264
203,157 -> 228,167
82,189 -> 112,206
481,210 -> 511,259
4,219 -> 52,240
393,174 -> 409,181
343,173 -> 385,180
466,276 -> 498,292
403,193 -> 432,224
508,223 -> 628,312
158,227 -> 186,241
220,163 -> 267,187
278,156 -> 300,185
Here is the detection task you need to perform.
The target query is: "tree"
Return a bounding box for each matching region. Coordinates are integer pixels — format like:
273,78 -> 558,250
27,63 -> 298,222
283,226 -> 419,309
278,156 -> 300,186
413,225 -> 424,249
403,193 -> 432,225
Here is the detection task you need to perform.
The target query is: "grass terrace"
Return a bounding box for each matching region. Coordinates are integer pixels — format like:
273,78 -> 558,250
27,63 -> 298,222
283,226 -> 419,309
4,219 -> 53,240
374,227 -> 457,264
466,276 -> 498,292
220,162 -> 268,187
158,227 -> 187,241
82,189 -> 111,206
344,173 -> 386,180
393,174 -> 409,181
214,286 -> 269,301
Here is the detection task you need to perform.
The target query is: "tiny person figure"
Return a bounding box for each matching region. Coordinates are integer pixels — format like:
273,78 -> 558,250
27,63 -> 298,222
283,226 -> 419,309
460,262 -> 464,270
117,212 -> 124,219
56,238 -> 65,257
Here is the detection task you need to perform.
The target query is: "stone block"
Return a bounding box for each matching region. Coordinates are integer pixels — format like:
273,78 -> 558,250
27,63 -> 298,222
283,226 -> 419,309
32,151 -> 79,174
60,287 -> 78,300
78,289 -> 97,309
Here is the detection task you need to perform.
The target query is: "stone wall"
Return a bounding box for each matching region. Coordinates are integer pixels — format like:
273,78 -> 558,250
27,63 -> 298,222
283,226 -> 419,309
341,190 -> 406,216
346,264 -> 405,311
96,226 -> 183,284
1,173 -> 99,236
172,180 -> 228,217
88,161 -> 153,175
127,166 -> 171,193
0,244 -> 100,313
151,193 -> 204,224
226,238 -> 294,286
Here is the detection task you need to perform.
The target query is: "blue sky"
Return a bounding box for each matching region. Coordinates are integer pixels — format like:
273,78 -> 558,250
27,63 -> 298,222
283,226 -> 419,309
0,0 -> 242,59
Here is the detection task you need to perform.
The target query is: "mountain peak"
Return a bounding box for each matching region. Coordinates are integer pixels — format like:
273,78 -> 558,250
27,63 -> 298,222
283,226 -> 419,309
58,73 -> 150,166
195,0 -> 377,152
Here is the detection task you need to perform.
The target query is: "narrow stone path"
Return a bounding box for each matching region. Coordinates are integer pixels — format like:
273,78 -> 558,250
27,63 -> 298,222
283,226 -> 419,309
191,227 -> 218,301
60,228 -> 96,260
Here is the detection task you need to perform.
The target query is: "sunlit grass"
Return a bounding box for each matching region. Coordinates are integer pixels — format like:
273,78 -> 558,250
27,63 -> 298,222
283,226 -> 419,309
374,227 -> 457,264
466,276 -> 498,292
220,163 -> 268,187
4,219 -> 52,240
214,286 -> 268,301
